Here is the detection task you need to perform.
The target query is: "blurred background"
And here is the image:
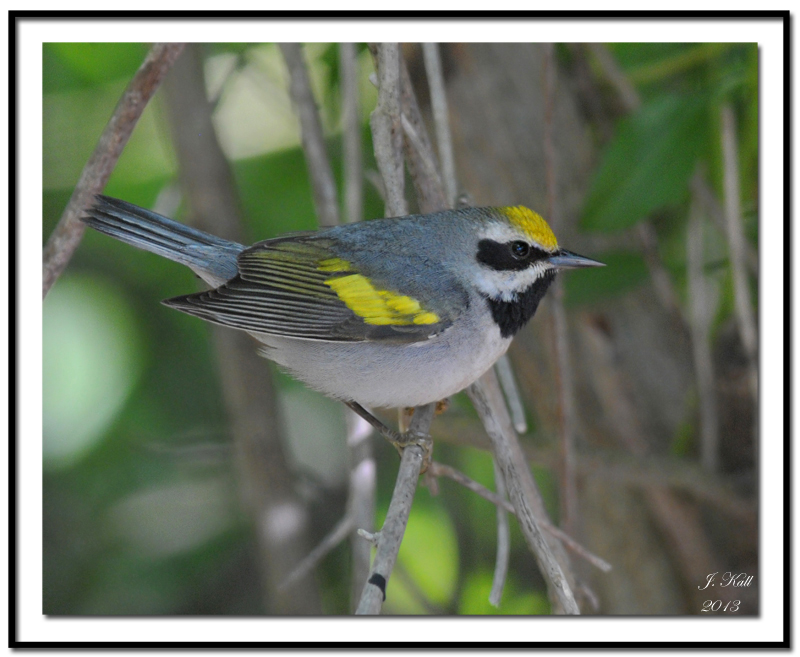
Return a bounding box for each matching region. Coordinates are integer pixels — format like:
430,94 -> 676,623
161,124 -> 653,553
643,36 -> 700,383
43,42 -> 758,615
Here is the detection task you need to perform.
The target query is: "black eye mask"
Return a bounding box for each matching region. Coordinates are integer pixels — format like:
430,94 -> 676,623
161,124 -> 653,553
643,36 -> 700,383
476,239 -> 551,272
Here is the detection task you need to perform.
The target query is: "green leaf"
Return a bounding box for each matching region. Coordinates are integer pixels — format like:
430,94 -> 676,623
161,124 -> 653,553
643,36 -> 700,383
563,251 -> 649,306
581,94 -> 708,232
44,43 -> 148,93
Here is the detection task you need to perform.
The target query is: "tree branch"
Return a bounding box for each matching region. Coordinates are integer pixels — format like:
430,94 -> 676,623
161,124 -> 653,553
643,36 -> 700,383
543,43 -> 579,535
429,461 -> 611,574
279,43 -> 340,227
368,43 -> 407,217
340,43 -> 364,224
42,43 -> 185,298
468,370 -> 580,615
489,459 -> 511,606
687,194 -> 720,471
720,104 -> 758,447
422,43 -> 458,207
355,404 -> 435,614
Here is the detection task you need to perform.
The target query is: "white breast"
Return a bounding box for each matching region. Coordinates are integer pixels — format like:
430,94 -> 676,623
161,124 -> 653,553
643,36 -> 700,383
252,302 -> 512,408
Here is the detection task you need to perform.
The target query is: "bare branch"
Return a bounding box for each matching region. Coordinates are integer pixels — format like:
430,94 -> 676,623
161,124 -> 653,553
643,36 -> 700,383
42,43 -> 185,298
422,43 -> 458,206
279,515 -> 355,592
543,522 -> 613,574
636,222 -> 688,324
368,43 -> 407,217
586,43 -> 641,112
346,413 -> 376,609
429,461 -> 611,574
432,415 -> 756,522
489,460 -> 510,606
355,404 -> 435,614
720,104 -> 758,430
494,354 -> 528,434
542,44 -> 579,535
400,112 -> 443,194
468,370 -> 580,615
429,461 -> 515,514
687,195 -> 720,471
420,44 -> 528,437
400,44 -> 578,612
279,43 -> 340,227
340,43 -> 363,224
691,171 -> 758,273
397,58 -> 448,214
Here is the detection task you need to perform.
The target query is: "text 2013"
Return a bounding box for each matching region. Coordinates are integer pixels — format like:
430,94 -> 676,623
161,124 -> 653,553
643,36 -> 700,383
701,599 -> 740,613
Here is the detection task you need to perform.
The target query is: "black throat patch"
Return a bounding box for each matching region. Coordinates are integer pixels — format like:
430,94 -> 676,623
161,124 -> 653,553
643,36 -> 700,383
484,270 -> 556,338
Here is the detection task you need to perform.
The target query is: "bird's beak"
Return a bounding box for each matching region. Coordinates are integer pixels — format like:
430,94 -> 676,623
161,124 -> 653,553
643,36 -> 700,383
548,249 -> 605,269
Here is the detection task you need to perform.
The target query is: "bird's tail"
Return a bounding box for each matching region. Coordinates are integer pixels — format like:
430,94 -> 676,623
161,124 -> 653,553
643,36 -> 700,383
83,195 -> 244,287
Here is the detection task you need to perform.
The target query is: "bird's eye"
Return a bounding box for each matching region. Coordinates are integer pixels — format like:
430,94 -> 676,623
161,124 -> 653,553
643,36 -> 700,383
510,241 -> 530,259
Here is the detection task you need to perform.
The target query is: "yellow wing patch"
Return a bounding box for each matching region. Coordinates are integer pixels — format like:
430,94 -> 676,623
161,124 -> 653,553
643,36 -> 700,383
317,257 -> 352,272
321,263 -> 440,326
501,206 -> 558,251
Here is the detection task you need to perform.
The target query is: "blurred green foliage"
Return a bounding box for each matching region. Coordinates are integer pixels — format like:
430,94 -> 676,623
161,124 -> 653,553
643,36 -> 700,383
43,41 -> 757,616
581,94 -> 709,233
580,42 -> 757,315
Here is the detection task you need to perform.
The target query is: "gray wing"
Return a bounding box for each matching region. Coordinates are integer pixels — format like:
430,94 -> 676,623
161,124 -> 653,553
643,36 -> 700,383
163,236 -> 458,343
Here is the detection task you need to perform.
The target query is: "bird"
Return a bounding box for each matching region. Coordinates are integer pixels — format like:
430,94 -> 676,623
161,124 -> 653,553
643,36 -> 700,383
82,195 -> 603,434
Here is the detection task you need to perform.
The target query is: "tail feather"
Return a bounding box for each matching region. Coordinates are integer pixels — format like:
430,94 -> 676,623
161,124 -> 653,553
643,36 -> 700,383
83,195 -> 244,286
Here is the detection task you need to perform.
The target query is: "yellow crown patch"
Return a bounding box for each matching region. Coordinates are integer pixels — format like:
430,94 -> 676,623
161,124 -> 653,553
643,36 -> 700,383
500,206 -> 558,251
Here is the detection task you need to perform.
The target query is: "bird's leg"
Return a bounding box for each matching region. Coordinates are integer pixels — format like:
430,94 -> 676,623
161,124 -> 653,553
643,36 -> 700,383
344,401 -> 433,471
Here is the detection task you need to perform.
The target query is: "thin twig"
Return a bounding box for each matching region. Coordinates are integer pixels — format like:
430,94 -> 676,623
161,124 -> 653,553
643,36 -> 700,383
467,371 -> 580,615
422,43 -> 458,207
720,104 -> 758,447
636,222 -> 689,324
687,196 -> 720,472
400,112 -> 443,194
432,416 -> 756,522
354,44 -> 427,616
279,43 -> 340,227
401,43 -> 578,613
429,461 -> 513,514
346,413 -> 376,609
543,523 -> 612,574
489,459 -> 510,606
586,43 -> 642,113
543,44 -> 579,535
429,461 -> 611,574
397,56 -> 448,214
691,171 -> 758,273
340,43 -> 363,225
337,43 -> 376,605
279,514 -> 355,592
355,404 -> 435,614
494,354 -> 528,434
42,43 -> 185,298
368,43 -> 407,217
421,44 -> 528,435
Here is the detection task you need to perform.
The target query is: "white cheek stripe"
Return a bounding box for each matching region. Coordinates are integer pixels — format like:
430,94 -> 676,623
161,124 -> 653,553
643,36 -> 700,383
474,261 -> 552,301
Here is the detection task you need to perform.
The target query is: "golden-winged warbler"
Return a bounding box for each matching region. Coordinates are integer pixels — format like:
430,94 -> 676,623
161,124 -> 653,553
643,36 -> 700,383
83,196 -> 602,410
